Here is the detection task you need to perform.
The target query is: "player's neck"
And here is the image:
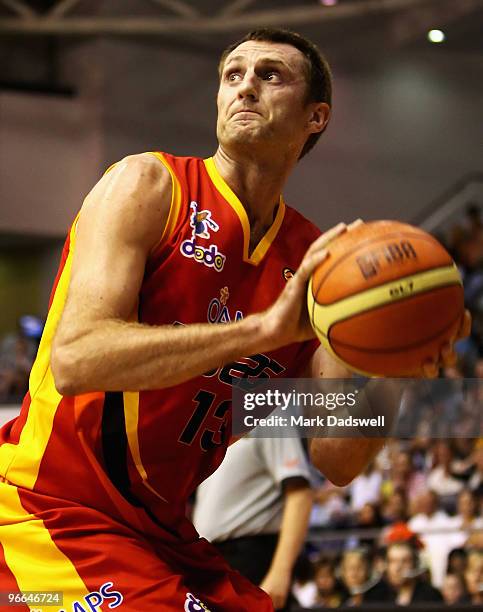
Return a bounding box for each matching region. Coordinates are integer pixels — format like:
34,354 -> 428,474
212,146 -> 294,228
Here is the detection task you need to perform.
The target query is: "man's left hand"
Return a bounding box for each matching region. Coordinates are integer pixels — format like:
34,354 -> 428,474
422,310 -> 472,377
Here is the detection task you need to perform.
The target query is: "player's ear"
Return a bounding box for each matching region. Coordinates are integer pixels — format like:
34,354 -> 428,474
307,102 -> 331,134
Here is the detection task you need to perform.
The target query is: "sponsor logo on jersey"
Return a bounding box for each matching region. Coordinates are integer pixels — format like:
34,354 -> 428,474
184,592 -> 212,611
181,201 -> 226,271
207,287 -> 243,323
57,581 -> 123,611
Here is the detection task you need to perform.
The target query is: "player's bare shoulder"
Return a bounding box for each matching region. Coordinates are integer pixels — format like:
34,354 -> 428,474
80,151 -> 173,253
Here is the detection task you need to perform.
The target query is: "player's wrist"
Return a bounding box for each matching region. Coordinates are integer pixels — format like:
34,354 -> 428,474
236,312 -> 277,355
248,310 -> 280,353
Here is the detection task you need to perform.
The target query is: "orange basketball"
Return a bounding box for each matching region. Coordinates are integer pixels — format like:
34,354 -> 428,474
307,220 -> 464,377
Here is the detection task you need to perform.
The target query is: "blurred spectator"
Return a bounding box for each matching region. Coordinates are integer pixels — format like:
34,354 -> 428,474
409,490 -> 455,588
310,481 -> 350,529
0,333 -> 35,403
353,503 -> 383,550
441,572 -> 468,606
465,203 -> 482,236
468,443 -> 483,497
348,462 -> 382,513
464,549 -> 483,605
292,555 -> 317,609
447,489 -> 483,551
382,489 -> 409,525
364,541 -> 443,606
427,441 -> 464,511
355,503 -> 383,529
339,549 -> 372,607
381,451 -> 426,511
446,548 -> 468,576
312,559 -> 345,608
451,438 -> 477,480
372,548 -> 387,578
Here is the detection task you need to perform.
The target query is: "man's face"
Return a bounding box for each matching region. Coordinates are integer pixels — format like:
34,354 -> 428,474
457,490 -> 475,517
342,554 -> 368,590
386,546 -> 414,589
216,40 -> 328,157
393,452 -> 411,477
465,555 -> 482,596
442,574 -> 464,605
418,491 -> 437,516
315,566 -> 335,596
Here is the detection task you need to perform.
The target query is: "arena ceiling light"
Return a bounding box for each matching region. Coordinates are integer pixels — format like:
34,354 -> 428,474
427,29 -> 446,43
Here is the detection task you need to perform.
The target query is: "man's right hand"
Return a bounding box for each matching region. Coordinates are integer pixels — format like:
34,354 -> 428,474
261,220 -> 363,350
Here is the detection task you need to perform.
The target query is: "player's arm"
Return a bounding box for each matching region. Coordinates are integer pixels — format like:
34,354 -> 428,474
305,310 -> 471,486
260,479 -> 313,609
51,154 -> 275,395
303,347 -> 389,486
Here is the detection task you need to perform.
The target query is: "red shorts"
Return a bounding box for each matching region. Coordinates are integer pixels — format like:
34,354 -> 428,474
0,481 -> 273,611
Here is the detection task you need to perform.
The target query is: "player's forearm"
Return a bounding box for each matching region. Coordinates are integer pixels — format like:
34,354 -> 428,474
51,314 -> 270,395
309,437 -> 385,487
309,380 -> 402,485
268,486 -> 313,576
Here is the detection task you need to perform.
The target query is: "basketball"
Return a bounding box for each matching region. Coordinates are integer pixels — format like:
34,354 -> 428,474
307,220 -> 465,377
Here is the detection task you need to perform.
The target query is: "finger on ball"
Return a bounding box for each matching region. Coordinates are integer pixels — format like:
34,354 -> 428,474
422,360 -> 438,378
441,342 -> 457,367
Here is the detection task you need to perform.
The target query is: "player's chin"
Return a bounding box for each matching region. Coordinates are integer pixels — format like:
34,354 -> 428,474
224,126 -> 265,146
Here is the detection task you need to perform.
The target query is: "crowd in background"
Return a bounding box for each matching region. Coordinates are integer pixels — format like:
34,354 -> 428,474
293,437 -> 482,608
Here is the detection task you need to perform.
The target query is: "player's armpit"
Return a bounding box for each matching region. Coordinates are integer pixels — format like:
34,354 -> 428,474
51,153 -> 172,390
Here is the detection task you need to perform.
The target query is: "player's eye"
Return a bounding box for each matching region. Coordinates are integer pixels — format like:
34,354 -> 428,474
264,70 -> 281,82
225,70 -> 242,82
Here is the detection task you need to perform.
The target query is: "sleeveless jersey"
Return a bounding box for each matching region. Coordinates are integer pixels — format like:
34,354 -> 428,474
0,152 -> 320,541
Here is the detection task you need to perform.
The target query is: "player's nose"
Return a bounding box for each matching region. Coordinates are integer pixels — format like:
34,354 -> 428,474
237,69 -> 259,101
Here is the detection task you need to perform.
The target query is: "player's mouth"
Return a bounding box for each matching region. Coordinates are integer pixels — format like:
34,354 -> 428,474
231,109 -> 261,119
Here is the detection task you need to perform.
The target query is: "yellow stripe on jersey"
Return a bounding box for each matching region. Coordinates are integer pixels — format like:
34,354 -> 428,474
148,151 -> 183,248
0,218 -> 79,485
123,392 -> 169,504
204,157 -> 286,266
0,482 -> 89,603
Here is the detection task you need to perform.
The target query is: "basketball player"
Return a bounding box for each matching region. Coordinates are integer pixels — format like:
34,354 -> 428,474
0,28 -> 469,611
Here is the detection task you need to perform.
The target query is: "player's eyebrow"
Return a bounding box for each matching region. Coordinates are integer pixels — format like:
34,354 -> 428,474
224,55 -> 292,72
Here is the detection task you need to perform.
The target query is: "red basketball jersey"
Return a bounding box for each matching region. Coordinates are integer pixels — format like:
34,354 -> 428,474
0,152 -> 320,541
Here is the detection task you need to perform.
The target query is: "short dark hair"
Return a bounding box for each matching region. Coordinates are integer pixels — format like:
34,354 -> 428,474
218,28 -> 333,158
386,541 -> 418,568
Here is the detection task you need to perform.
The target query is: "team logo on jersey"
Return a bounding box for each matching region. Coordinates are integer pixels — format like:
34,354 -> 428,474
184,592 -> 212,611
189,201 -> 219,239
181,201 -> 226,272
207,287 -> 244,323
